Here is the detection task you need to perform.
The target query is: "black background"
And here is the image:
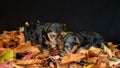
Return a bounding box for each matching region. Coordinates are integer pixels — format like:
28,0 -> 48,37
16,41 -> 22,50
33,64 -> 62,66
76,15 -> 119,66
0,0 -> 120,43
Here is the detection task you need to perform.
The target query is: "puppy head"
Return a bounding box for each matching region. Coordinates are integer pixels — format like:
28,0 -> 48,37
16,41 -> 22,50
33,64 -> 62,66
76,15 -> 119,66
62,32 -> 84,51
44,23 -> 66,46
24,20 -> 41,28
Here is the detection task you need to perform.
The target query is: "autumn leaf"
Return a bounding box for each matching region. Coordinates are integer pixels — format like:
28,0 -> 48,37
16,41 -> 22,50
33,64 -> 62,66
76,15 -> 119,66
0,50 -> 14,63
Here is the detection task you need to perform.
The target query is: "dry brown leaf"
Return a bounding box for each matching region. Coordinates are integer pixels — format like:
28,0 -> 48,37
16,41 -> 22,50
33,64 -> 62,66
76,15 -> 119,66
15,41 -> 40,53
102,43 -> 116,58
0,31 -> 25,48
92,55 -> 109,68
111,64 -> 120,68
56,63 -> 82,68
89,46 -> 102,55
88,50 -> 98,58
109,58 -> 120,67
87,57 -> 98,64
61,53 -> 86,64
83,64 -> 94,68
115,50 -> 120,58
107,42 -> 117,52
15,59 -> 47,65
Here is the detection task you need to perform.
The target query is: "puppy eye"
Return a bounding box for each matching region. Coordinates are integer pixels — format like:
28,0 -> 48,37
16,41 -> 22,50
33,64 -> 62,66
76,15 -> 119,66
64,43 -> 71,50
51,35 -> 57,38
48,32 -> 58,39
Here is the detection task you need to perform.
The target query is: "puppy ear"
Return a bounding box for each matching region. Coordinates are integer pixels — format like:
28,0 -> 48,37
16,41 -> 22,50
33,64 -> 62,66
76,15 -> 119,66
44,23 -> 51,32
25,21 -> 29,26
23,21 -> 30,29
36,20 -> 41,24
75,36 -> 80,46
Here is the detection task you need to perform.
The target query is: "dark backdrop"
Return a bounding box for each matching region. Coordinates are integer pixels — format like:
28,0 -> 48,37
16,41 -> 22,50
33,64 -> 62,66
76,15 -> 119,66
0,0 -> 120,43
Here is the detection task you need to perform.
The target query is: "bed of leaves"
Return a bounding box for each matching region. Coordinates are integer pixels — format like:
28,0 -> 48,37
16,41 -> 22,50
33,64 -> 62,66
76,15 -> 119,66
0,30 -> 120,68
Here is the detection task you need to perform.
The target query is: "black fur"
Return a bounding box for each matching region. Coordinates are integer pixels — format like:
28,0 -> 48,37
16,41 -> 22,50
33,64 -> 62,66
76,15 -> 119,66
62,31 -> 104,50
23,22 -> 66,49
80,31 -> 104,48
44,23 -> 66,42
62,32 -> 84,50
23,21 -> 44,44
23,22 -> 104,50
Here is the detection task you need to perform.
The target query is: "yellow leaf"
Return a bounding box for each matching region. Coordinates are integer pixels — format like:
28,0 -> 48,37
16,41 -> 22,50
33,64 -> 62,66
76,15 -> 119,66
0,50 -> 14,63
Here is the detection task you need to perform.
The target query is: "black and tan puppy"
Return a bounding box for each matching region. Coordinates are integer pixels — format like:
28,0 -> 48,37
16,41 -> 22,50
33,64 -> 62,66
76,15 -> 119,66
23,21 -> 66,49
62,31 -> 104,52
23,21 -> 44,45
43,23 -> 66,49
62,32 -> 84,52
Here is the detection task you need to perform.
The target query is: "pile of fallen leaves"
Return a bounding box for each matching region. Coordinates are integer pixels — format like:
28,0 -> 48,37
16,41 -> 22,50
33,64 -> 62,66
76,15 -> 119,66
0,30 -> 120,68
